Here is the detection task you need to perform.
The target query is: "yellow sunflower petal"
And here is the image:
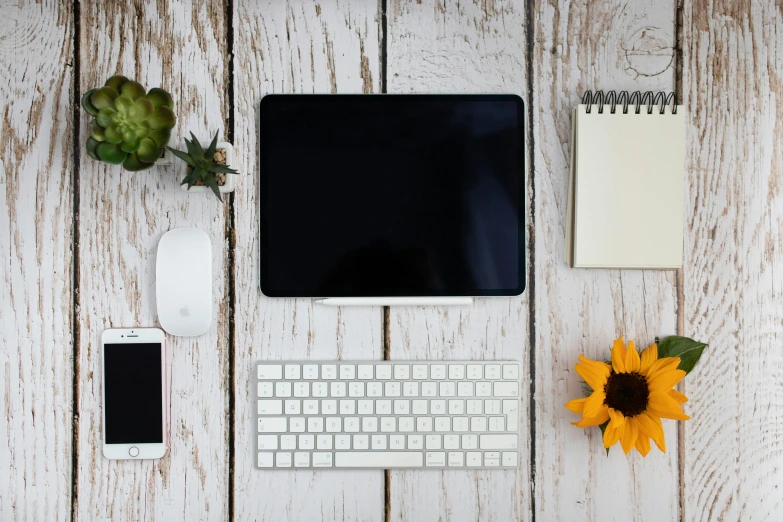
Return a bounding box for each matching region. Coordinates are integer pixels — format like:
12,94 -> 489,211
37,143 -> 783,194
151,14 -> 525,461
608,407 -> 625,427
624,340 -> 641,373
639,343 -> 658,373
648,369 -> 687,392
572,405 -> 609,427
645,357 -> 681,379
583,390 -> 606,418
636,411 -> 666,452
565,397 -> 587,413
603,408 -> 624,448
611,337 -> 627,373
669,388 -> 689,404
647,391 -> 690,420
575,356 -> 611,390
635,433 -> 651,456
620,417 -> 638,454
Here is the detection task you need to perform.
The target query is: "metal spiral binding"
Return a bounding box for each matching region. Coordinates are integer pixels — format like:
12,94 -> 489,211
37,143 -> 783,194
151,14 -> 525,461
581,90 -> 677,115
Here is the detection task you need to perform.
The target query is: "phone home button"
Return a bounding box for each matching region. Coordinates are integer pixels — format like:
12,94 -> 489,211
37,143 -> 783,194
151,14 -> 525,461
128,446 -> 139,457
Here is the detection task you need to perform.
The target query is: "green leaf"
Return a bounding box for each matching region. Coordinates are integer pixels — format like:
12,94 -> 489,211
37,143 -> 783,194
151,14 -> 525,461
208,164 -> 239,175
86,137 -> 100,160
120,80 -> 146,100
89,121 -> 106,142
82,89 -> 99,116
104,125 -> 123,144
146,87 -> 174,109
120,135 -> 141,153
148,106 -> 176,130
90,86 -> 119,110
204,172 -> 223,202
657,336 -> 707,374
185,137 -> 204,162
206,131 -> 219,161
149,128 -> 171,147
137,138 -> 161,163
104,75 -> 129,90
166,146 -> 196,167
189,132 -> 204,154
123,152 -> 155,171
598,421 -> 610,456
96,107 -> 117,128
96,142 -> 128,164
114,95 -> 134,114
129,98 -> 154,119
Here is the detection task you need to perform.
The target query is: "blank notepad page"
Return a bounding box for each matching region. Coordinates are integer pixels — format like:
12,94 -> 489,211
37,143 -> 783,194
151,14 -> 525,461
572,104 -> 685,268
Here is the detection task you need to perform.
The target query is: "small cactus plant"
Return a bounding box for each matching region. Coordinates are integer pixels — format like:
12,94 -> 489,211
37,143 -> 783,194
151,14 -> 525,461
167,131 -> 239,201
82,75 -> 177,171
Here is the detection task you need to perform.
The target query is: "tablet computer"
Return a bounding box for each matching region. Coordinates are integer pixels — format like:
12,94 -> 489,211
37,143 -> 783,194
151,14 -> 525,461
259,94 -> 525,298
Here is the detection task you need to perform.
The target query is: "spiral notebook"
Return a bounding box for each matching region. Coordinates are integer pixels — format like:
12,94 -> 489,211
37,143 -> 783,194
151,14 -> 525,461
565,90 -> 685,269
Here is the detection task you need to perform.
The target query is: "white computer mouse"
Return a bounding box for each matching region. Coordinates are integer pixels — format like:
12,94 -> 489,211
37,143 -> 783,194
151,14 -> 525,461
155,228 -> 212,337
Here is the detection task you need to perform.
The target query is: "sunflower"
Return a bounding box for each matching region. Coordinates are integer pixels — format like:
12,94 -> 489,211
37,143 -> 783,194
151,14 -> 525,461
565,337 -> 690,456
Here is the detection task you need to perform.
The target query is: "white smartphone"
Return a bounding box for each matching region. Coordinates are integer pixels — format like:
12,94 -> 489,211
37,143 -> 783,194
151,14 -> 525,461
101,328 -> 168,459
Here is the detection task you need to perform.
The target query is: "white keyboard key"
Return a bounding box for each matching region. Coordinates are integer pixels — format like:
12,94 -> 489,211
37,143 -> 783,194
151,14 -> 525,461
408,434 -> 423,449
431,400 -> 446,414
372,434 -> 387,449
467,399 -> 482,415
452,417 -> 469,432
444,434 -> 459,449
294,452 -> 310,467
293,382 -> 309,398
276,452 -> 292,467
367,382 -> 383,397
503,400 -> 519,432
362,417 -> 378,432
335,435 -> 351,449
476,382 -> 492,397
302,364 -> 319,380
336,452 -> 422,468
357,365 -> 374,379
426,435 -> 441,449
339,400 -> 356,415
394,399 -> 410,415
412,400 -> 428,414
353,434 -> 369,449
502,452 -> 518,467
417,417 -> 433,432
480,434 -> 518,450
439,382 -> 456,397
317,434 -> 333,450
307,417 -> 324,432
344,417 -> 360,432
358,400 -> 374,414
403,382 -> 419,397
257,382 -> 273,397
485,399 -> 501,415
258,435 -> 278,450
258,417 -> 287,433
312,382 -> 328,398
485,451 -> 501,460
322,400 -> 337,415
494,382 -> 519,397
326,417 -> 342,432
349,382 -> 365,397
321,365 -> 337,380
412,364 -> 428,379
430,365 -> 446,380
299,435 -> 314,449
503,364 -> 519,380
462,434 -> 478,449
466,364 -> 483,379
258,400 -> 283,415
275,382 -> 292,398
303,400 -> 318,415
471,417 -> 487,431
448,451 -> 464,466
284,400 -> 300,415
435,417 -> 451,432
258,365 -> 282,380
290,417 -> 305,433
384,382 -> 401,397
426,451 -> 446,466
448,364 -> 465,380
281,435 -> 296,450
484,364 -> 501,380
489,417 -> 506,432
258,452 -> 274,467
485,457 -> 500,467
448,400 -> 464,415
284,364 -> 301,380
390,435 -> 405,449
466,452 -> 482,466
339,364 -> 356,380
376,400 -> 392,415
421,382 -> 437,397
394,364 -> 410,380
380,417 -> 397,432
376,365 -> 392,379
330,382 -> 346,397
398,417 -> 414,432
457,382 -> 474,396
312,452 -> 333,467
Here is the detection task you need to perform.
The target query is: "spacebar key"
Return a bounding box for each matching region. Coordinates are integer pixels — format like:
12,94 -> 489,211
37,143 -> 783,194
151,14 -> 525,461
335,452 -> 423,468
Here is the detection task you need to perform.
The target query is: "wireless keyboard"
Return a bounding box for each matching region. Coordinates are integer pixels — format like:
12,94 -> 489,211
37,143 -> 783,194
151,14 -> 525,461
255,361 -> 521,469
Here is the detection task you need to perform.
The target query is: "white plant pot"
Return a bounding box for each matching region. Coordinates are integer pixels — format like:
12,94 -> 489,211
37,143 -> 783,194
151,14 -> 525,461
181,141 -> 237,194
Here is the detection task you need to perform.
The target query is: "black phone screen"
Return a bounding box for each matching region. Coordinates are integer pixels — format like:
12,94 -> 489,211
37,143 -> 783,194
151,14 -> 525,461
104,343 -> 163,444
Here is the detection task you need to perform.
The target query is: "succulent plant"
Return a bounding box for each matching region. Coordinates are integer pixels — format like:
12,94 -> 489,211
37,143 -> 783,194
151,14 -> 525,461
82,75 -> 177,171
167,131 -> 239,201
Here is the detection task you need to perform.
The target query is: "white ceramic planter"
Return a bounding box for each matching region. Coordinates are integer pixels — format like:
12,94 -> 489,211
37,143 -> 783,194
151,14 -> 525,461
181,141 -> 237,194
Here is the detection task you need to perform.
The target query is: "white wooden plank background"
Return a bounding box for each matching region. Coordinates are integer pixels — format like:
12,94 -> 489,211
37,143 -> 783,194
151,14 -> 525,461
1,0 -> 782,521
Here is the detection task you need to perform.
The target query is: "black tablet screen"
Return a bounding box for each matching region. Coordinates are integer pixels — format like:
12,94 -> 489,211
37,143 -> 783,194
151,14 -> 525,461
260,95 -> 525,297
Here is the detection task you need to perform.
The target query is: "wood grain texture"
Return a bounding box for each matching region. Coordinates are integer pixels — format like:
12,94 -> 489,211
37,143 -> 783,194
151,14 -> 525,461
75,1 -> 230,520
532,1 -> 680,520
0,2 -> 74,520
682,1 -> 783,520
385,1 -> 531,521
231,1 -> 384,520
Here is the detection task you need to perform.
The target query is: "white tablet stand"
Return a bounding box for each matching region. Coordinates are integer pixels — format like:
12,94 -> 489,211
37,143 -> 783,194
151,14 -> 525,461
315,297 -> 474,307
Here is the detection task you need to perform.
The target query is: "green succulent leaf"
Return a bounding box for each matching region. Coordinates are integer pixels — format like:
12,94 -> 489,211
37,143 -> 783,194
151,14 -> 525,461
129,98 -> 154,119
208,164 -> 239,175
657,336 -> 707,374
104,125 -> 123,144
149,128 -> 170,147
114,95 -> 134,114
134,121 -> 151,139
189,132 -> 204,154
204,172 -> 223,202
120,135 -> 141,153
123,152 -> 155,171
96,142 -> 128,164
146,88 -> 174,109
166,146 -> 196,167
206,132 -> 219,160
185,136 -> 205,162
104,75 -> 129,90
86,137 -> 100,160
137,138 -> 162,163
89,121 -> 106,142
96,107 -> 118,128
82,89 -> 100,116
148,106 -> 176,130
90,87 -> 119,110
120,80 -> 146,100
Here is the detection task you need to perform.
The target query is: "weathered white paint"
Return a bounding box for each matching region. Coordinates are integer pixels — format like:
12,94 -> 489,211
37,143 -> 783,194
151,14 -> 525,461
231,1 -> 385,520
386,1 -> 532,521
682,1 -> 783,520
0,2 -> 74,521
74,1 -> 230,520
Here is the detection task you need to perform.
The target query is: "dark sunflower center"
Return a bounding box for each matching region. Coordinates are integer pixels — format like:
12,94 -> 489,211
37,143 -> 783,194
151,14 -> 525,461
603,371 -> 649,417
